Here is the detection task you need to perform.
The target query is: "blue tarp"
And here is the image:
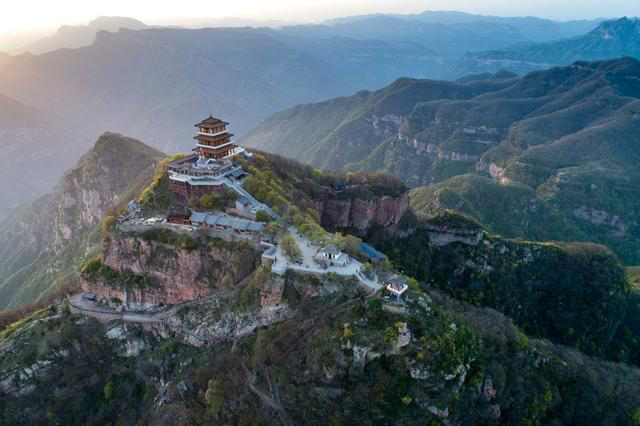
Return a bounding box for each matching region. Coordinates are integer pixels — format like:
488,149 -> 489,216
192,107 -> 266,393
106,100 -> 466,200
360,242 -> 386,262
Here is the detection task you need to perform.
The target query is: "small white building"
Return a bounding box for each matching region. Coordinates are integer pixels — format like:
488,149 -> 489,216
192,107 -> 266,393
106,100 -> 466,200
315,244 -> 349,267
386,276 -> 408,300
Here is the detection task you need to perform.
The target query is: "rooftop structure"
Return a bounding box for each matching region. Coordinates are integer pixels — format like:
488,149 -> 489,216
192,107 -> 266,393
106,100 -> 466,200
167,115 -> 251,198
386,276 -> 408,300
166,207 -> 191,225
194,114 -> 245,160
315,244 -> 349,267
189,211 -> 265,235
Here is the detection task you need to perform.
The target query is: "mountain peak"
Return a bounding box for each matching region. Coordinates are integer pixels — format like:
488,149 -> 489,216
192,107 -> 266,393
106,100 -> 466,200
87,16 -> 146,30
82,132 -> 164,167
592,16 -> 640,39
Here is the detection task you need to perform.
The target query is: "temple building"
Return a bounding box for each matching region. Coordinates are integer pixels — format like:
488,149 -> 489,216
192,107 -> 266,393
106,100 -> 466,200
315,244 -> 349,267
386,276 -> 408,301
193,115 -> 245,159
167,115 -> 250,198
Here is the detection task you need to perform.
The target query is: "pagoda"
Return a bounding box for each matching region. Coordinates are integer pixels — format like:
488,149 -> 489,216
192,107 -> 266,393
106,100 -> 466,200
193,114 -> 244,159
166,114 -> 249,198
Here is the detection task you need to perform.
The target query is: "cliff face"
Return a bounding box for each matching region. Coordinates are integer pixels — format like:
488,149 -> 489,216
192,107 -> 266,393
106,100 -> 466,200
0,133 -> 164,309
82,233 -> 259,309
52,132 -> 165,251
318,193 -> 410,232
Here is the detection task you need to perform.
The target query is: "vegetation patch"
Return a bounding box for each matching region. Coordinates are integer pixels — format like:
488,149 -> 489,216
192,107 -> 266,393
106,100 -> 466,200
81,257 -> 157,288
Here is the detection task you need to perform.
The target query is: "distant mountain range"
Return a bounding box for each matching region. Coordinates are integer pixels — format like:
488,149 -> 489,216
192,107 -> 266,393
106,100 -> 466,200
12,16 -> 148,55
0,13 -> 635,221
279,16 -> 530,57
0,27 -> 343,154
459,17 -> 640,75
243,57 -> 640,263
0,93 -> 84,219
325,10 -> 601,44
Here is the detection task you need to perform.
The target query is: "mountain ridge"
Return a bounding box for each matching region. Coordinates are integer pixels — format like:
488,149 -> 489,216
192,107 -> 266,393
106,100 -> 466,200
1,148 -> 640,424
324,9 -> 601,43
0,132 -> 164,309
243,57 -> 640,262
458,17 -> 640,75
12,16 -> 148,55
0,92 -> 84,220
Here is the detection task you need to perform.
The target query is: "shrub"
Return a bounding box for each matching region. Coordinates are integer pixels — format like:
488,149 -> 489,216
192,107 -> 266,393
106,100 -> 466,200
281,235 -> 302,263
199,193 -> 219,210
101,215 -> 117,232
255,210 -> 271,223
265,222 -> 284,239
204,380 -> 225,413
362,262 -> 375,279
103,381 -> 115,400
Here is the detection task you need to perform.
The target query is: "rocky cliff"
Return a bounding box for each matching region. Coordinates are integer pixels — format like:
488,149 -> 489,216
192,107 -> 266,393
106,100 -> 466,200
317,193 -> 410,232
367,211 -> 633,362
0,133 -> 164,309
80,233 -> 259,309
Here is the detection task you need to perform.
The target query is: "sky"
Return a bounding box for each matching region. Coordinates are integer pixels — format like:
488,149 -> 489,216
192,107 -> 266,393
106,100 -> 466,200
0,0 -> 638,33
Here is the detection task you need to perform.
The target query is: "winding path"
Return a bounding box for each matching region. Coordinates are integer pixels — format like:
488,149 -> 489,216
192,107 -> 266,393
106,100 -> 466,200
68,294 -> 222,346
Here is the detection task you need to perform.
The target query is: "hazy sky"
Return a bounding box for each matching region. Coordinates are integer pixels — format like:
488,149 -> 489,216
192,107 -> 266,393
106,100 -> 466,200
1,0 -> 638,33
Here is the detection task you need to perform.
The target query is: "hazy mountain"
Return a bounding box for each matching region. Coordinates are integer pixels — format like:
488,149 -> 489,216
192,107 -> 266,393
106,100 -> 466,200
280,16 -> 529,56
460,17 -> 640,75
0,27 -> 342,154
0,24 -> 449,214
0,30 -> 49,52
14,16 -> 148,54
325,10 -> 601,43
410,10 -> 602,42
0,14 -> 622,215
267,32 -> 447,86
0,132 -> 163,309
243,57 -> 640,263
168,16 -> 289,28
0,93 -> 85,219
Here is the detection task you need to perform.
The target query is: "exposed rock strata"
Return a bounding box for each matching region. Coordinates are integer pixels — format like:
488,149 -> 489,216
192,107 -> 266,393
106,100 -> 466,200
572,205 -> 633,237
317,193 -> 409,232
81,233 -> 259,309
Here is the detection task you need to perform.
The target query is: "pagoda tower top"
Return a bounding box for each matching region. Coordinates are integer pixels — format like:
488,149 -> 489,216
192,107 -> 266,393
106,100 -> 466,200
195,114 -> 229,130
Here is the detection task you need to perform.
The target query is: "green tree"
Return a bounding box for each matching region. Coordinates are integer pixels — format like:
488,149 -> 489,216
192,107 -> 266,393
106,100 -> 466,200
265,222 -> 284,239
255,210 -> 272,223
204,379 -> 225,414
281,235 -> 302,263
101,215 -> 117,232
103,381 -> 115,400
199,193 -> 219,210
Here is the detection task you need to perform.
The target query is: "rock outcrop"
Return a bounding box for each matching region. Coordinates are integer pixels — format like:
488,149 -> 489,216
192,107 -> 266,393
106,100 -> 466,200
81,233 -> 259,309
571,205 -> 633,237
0,132 -> 164,309
52,133 -> 164,251
318,193 -> 409,232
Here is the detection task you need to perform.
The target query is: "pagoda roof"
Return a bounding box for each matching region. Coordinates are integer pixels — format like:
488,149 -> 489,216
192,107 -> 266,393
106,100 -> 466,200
195,114 -> 229,129
194,132 -> 234,141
